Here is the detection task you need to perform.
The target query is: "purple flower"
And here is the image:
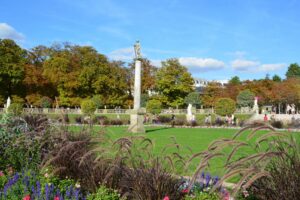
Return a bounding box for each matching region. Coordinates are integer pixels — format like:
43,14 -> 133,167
213,176 -> 219,185
36,181 -> 41,197
74,188 -> 80,200
205,173 -> 211,187
45,184 -> 50,200
31,185 -> 36,198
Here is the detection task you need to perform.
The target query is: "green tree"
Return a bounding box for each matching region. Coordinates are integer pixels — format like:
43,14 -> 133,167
81,99 -> 96,116
215,98 -> 236,116
286,63 -> 300,79
140,93 -> 149,107
0,39 -> 26,98
43,50 -> 81,106
91,95 -> 103,109
155,58 -> 194,107
272,74 -> 282,82
7,103 -> 23,116
236,89 -> 255,108
93,61 -> 130,107
184,92 -> 201,108
229,76 -> 241,85
146,99 -> 162,115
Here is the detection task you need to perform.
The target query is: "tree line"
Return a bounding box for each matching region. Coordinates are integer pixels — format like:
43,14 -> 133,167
0,38 -> 299,110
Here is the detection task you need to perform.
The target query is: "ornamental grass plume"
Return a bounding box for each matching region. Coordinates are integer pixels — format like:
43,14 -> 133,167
189,122 -> 297,198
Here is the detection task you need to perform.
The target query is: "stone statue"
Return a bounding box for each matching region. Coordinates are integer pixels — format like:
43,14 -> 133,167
134,40 -> 141,59
187,104 -> 192,116
254,97 -> 258,106
6,97 -> 11,109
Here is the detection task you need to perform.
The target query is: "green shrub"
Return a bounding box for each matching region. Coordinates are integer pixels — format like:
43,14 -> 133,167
81,99 -> 97,116
92,95 -> 103,109
40,96 -> 53,108
184,92 -> 201,108
214,98 -> 236,116
87,186 -> 122,200
11,95 -> 25,104
146,99 -> 162,115
7,103 -> 23,116
184,191 -> 220,200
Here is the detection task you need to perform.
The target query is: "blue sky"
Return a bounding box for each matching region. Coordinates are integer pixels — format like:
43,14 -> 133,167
1,0 -> 299,81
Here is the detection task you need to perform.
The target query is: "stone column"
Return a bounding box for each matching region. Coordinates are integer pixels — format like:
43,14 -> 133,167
134,60 -> 141,109
128,59 -> 145,133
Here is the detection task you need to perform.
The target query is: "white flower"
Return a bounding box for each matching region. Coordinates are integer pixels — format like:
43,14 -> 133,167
75,183 -> 81,188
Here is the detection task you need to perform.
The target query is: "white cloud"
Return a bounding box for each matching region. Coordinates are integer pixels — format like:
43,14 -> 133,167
178,57 -> 225,71
109,47 -> 134,61
231,59 -> 286,72
231,59 -> 259,71
260,63 -> 286,71
0,23 -> 25,41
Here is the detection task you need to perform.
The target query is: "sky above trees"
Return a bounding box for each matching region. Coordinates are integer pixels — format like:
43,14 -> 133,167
0,0 -> 299,80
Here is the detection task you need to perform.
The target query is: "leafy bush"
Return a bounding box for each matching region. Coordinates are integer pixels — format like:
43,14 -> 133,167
146,99 -> 162,115
184,191 -> 220,200
270,120 -> 283,129
81,99 -> 96,116
11,95 -> 25,105
58,114 -> 70,123
174,118 -> 186,126
214,98 -> 236,116
92,95 -> 103,109
96,116 -> 109,125
158,115 -> 172,123
40,96 -> 53,108
214,117 -> 224,126
110,119 -> 123,125
289,118 -> 300,128
87,185 -> 123,200
75,116 -> 83,124
7,103 -> 23,116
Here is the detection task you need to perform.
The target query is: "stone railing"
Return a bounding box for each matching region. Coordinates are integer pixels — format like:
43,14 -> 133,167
0,108 -> 254,115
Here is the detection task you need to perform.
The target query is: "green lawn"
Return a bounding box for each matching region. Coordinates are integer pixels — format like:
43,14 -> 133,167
70,126 -> 300,178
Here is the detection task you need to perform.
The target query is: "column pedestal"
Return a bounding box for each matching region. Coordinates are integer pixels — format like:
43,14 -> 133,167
128,108 -> 145,133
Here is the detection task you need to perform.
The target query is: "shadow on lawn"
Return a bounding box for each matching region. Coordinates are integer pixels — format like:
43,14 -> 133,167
146,126 -> 172,133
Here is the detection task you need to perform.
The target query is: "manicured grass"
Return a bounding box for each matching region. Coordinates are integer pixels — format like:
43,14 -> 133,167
70,125 -> 300,178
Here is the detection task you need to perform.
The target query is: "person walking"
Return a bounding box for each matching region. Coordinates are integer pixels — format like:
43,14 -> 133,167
264,114 -> 268,122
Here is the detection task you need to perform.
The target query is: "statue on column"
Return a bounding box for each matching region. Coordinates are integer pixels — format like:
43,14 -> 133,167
134,40 -> 142,59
